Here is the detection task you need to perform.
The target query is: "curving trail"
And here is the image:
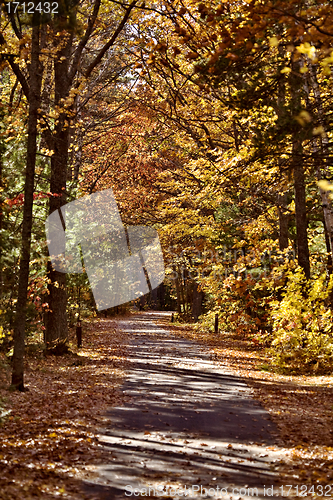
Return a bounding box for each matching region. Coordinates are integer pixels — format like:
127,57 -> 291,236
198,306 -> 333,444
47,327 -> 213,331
84,312 -> 287,500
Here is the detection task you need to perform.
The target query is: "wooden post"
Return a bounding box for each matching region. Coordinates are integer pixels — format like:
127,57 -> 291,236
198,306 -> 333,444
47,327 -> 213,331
76,320 -> 82,348
171,312 -> 174,323
214,313 -> 218,334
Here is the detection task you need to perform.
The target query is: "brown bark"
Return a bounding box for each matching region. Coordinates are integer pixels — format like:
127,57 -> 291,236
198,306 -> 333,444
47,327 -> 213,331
308,63 -> 333,262
290,57 -> 310,279
293,139 -> 310,279
276,48 -> 290,253
277,193 -> 289,251
192,283 -> 204,321
11,19 -> 42,390
173,266 -> 181,313
44,30 -> 73,349
179,266 -> 186,314
0,102 -> 4,299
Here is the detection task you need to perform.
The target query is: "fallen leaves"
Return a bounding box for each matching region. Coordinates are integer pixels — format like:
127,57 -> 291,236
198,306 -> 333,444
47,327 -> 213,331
0,317 -> 129,500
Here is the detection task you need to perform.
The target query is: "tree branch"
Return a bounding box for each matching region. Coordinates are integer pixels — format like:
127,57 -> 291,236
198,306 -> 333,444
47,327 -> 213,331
68,0 -> 101,84
84,0 -> 138,80
0,33 -> 29,98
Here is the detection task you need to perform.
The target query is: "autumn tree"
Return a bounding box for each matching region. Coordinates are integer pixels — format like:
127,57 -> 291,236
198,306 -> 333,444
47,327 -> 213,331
42,0 -> 144,350
140,0 -> 333,279
0,10 -> 43,389
0,0 -> 143,386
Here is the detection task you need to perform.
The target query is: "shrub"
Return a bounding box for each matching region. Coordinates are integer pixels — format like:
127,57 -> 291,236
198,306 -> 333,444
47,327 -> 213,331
269,268 -> 333,372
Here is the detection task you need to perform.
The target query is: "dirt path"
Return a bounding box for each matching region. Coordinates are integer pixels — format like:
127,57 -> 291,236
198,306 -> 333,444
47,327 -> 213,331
83,312 -> 289,499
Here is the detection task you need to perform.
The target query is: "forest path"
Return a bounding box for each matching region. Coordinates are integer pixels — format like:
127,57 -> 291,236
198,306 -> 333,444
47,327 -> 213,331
83,312 -> 287,500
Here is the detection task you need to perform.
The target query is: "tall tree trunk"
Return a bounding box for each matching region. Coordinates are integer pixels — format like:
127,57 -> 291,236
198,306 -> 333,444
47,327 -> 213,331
11,19 -> 42,390
173,266 -> 181,313
192,282 -> 204,321
157,282 -> 165,310
311,137 -> 333,274
293,139 -> 310,279
150,287 -> 158,310
44,32 -> 73,350
0,113 -> 4,300
73,112 -> 83,181
276,48 -> 290,253
323,217 -> 333,275
308,63 -> 333,262
277,192 -> 289,251
290,57 -> 310,279
179,266 -> 186,314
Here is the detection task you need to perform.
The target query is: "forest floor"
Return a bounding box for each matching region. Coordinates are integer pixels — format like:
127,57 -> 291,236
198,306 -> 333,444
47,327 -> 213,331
0,317 -> 129,500
0,312 -> 333,499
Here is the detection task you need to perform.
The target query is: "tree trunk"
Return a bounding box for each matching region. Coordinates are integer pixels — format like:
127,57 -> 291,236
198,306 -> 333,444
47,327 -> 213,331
11,19 -> 42,390
0,120 -> 4,300
150,287 -> 158,310
0,72 -> 4,300
157,282 -> 165,309
179,266 -> 186,314
277,192 -> 289,251
293,139 -> 310,279
73,97 -> 83,182
308,63 -> 333,262
44,32 -> 73,350
323,217 -> 333,274
290,57 -> 310,279
275,49 -> 290,253
192,283 -> 204,321
173,266 -> 181,313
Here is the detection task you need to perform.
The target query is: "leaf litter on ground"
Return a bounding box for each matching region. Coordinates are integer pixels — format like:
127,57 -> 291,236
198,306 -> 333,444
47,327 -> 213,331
0,317 -> 130,500
2,313 -> 333,498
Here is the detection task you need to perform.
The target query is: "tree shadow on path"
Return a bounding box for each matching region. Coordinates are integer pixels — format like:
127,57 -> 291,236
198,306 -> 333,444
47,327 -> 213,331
83,312 -> 287,500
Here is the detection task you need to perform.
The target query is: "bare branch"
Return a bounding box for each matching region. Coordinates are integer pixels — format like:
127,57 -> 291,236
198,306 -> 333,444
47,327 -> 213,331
0,32 -> 29,98
84,0 -> 137,80
68,0 -> 102,84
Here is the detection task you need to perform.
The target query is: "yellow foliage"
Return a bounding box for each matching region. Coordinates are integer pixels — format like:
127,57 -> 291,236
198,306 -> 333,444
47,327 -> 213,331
270,269 -> 333,372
